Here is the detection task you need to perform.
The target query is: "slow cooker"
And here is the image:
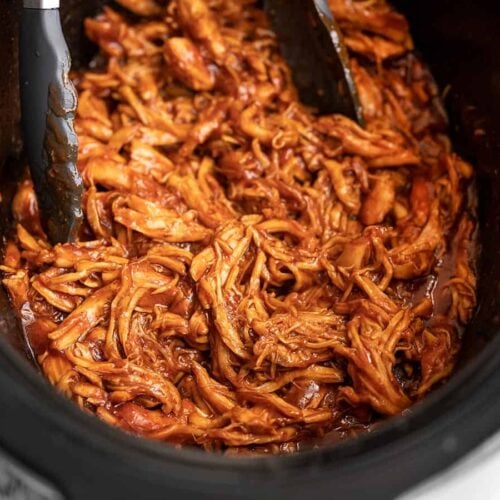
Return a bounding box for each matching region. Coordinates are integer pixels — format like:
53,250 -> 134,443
0,0 -> 499,498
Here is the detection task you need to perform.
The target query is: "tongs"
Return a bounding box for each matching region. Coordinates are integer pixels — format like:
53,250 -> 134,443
18,0 -> 362,245
20,0 -> 84,244
265,0 -> 364,125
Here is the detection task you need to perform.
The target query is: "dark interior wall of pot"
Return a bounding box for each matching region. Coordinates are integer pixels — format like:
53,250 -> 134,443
0,1 -> 24,355
0,0 -> 21,170
393,0 -> 500,360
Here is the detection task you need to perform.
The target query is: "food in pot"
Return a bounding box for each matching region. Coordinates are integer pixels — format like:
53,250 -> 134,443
1,0 -> 477,452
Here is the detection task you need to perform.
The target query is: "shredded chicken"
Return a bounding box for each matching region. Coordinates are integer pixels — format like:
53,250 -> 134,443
2,0 -> 477,453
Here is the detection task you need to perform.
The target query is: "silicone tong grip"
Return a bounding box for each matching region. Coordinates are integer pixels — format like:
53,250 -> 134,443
19,6 -> 83,243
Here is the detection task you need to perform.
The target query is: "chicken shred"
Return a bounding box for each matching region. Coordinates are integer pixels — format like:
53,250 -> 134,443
2,0 -> 477,453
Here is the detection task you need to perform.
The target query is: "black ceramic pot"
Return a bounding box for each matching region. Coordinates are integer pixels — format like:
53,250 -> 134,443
0,1 -> 499,499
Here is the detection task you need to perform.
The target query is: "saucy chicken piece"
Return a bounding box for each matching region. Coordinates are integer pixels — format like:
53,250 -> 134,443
1,0 -> 477,453
164,37 -> 216,91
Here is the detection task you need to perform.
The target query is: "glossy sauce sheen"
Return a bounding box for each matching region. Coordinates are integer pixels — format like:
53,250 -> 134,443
1,0 -> 477,453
